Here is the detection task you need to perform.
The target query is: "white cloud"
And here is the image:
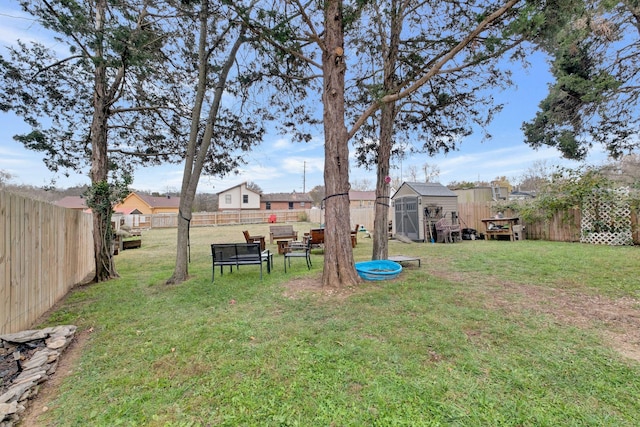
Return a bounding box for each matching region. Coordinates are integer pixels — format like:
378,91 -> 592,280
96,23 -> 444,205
270,135 -> 323,153
395,141 -> 611,186
281,156 -> 324,173
273,138 -> 291,149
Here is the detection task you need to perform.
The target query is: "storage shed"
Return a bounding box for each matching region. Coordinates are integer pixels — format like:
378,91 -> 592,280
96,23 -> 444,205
392,182 -> 459,241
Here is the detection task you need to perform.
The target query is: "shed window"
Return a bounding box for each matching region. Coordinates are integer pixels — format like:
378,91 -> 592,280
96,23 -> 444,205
266,202 -> 271,210
288,202 -> 294,210
225,194 -> 232,204
243,194 -> 249,204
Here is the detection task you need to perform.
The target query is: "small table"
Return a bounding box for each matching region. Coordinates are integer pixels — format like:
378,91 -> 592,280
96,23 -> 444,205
481,217 -> 520,241
277,239 -> 294,255
388,255 -> 421,267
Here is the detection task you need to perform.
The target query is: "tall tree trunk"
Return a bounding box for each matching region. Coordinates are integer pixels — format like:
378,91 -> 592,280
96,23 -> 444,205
168,0 -> 245,284
168,0 -> 209,284
322,0 -> 360,288
90,0 -> 117,282
372,104 -> 395,260
170,199 -> 193,283
372,1 -> 401,261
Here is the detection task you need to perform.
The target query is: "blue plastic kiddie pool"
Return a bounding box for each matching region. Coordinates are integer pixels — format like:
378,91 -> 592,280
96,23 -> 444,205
355,260 -> 402,281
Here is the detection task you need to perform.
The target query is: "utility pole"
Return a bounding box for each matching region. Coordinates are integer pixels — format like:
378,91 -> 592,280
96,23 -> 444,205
303,161 -> 306,193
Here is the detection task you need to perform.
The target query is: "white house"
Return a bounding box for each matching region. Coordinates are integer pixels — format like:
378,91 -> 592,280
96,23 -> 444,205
217,182 -> 261,210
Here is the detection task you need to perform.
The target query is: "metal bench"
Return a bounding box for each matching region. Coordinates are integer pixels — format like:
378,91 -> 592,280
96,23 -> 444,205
210,243 -> 272,282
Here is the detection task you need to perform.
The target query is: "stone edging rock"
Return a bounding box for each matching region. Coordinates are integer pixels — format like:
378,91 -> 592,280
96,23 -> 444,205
0,325 -> 76,427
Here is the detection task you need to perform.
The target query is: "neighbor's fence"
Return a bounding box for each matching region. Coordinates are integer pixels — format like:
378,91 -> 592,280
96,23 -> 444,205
306,207 -> 376,232
145,209 -> 310,229
121,208 -> 377,233
457,202 -> 493,232
1,191 -> 94,334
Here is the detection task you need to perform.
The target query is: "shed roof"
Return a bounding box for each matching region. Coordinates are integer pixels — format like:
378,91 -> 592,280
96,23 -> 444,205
393,182 -> 457,198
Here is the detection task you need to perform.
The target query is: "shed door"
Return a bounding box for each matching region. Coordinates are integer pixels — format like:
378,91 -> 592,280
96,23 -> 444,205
395,196 -> 419,240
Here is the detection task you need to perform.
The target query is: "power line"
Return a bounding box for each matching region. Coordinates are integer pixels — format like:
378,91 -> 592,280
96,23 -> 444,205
0,12 -> 38,22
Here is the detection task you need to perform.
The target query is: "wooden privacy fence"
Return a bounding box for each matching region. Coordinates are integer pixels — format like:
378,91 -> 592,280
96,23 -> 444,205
1,191 -> 94,334
457,201 -> 639,244
457,202 -> 493,232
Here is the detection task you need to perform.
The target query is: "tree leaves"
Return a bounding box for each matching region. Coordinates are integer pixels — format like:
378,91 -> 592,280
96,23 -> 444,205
522,0 -> 640,160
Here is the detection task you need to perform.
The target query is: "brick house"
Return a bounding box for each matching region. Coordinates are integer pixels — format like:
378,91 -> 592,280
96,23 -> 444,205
260,191 -> 313,210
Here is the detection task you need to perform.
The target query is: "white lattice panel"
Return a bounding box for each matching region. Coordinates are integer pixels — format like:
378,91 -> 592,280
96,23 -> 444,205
580,187 -> 633,246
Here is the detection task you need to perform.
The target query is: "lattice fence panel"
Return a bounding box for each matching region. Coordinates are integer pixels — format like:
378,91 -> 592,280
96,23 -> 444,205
580,187 -> 633,245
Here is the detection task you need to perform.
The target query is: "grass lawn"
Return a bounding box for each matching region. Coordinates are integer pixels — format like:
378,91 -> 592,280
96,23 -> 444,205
33,223 -> 640,426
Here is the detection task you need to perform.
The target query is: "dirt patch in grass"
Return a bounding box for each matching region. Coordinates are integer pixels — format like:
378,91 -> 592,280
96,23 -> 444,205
281,274 -> 372,301
431,268 -> 640,363
487,281 -> 640,362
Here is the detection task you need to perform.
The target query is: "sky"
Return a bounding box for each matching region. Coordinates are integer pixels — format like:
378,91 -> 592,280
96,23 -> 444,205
0,3 -> 610,195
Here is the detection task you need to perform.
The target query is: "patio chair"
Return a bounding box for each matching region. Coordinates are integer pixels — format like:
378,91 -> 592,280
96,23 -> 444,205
283,240 -> 312,273
435,217 -> 461,243
243,230 -> 266,251
351,224 -> 359,247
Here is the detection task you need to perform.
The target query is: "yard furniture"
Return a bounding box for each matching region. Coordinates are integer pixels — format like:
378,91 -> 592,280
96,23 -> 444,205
210,243 -> 272,282
387,255 -> 421,267
276,239 -> 294,255
269,225 -> 298,244
309,228 -> 324,247
113,230 -> 142,254
481,217 -> 520,241
351,224 -> 360,247
283,240 -> 312,273
435,217 -> 461,243
242,230 -> 266,251
307,227 -> 355,248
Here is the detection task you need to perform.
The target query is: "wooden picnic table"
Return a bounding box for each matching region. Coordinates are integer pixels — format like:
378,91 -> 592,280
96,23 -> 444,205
481,217 -> 520,241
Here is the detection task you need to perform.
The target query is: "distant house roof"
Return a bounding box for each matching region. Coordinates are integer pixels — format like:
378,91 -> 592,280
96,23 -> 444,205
54,196 -> 88,210
349,190 -> 376,201
136,193 -> 181,209
509,190 -> 535,200
261,192 -> 313,203
216,182 -> 261,195
393,182 -> 457,198
113,207 -> 144,215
